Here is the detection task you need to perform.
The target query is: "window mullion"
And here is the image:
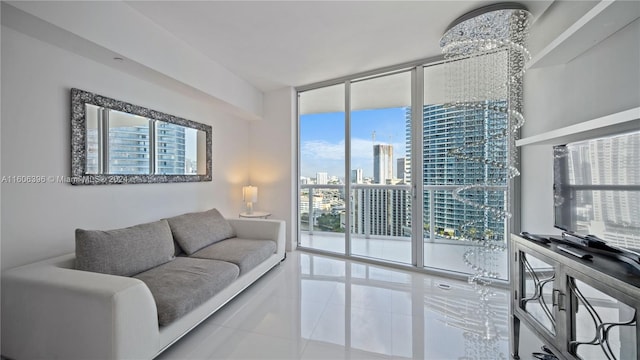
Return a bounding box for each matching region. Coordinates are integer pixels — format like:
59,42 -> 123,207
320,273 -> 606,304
412,66 -> 425,268
101,108 -> 109,175
344,80 -> 352,257
149,119 -> 156,175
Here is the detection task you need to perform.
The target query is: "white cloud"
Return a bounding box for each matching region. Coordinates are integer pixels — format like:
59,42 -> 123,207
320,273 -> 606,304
302,138 -> 407,160
301,138 -> 408,178
350,138 -> 374,160
301,140 -> 345,161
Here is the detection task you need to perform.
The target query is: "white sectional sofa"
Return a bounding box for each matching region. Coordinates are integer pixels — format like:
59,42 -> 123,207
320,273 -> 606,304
1,210 -> 285,360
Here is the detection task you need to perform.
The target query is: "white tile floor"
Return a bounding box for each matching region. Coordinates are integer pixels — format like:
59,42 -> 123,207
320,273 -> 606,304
156,251 -> 542,360
299,232 -> 509,279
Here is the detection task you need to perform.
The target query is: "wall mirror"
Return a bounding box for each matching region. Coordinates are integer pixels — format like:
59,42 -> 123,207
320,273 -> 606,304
71,88 -> 212,185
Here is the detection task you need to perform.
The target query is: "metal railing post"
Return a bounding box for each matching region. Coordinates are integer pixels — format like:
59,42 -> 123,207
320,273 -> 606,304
308,189 -> 314,235
429,189 -> 436,243
364,188 -> 371,239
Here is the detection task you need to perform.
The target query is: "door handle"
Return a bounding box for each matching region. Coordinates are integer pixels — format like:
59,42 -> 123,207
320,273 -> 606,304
552,289 -> 565,311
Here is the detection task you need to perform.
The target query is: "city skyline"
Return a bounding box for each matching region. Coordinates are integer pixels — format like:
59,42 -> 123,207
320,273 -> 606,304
299,141 -> 401,185
300,102 -> 510,242
300,107 -> 407,179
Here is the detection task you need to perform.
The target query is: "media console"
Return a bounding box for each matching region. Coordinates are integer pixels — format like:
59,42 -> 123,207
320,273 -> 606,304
510,233 -> 640,359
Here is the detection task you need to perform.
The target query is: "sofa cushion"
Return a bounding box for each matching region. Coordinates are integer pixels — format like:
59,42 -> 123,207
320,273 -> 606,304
166,208 -> 236,255
190,238 -> 276,275
134,257 -> 240,326
75,219 -> 175,277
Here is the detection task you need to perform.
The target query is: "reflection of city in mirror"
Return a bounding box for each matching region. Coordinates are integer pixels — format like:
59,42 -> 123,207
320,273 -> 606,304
71,88 -> 212,185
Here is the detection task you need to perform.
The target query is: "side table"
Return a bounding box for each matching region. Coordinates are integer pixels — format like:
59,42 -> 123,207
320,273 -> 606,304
239,211 -> 271,219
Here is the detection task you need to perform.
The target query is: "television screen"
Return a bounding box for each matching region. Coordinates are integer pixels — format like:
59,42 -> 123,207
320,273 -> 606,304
553,130 -> 640,249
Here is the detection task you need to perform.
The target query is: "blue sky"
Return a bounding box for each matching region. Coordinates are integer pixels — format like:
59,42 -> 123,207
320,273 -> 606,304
300,107 -> 408,178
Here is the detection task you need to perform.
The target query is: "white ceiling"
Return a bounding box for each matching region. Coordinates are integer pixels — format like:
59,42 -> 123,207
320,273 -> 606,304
125,1 -> 553,92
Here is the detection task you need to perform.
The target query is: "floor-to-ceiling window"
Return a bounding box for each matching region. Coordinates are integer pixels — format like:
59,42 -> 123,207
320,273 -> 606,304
297,58 -> 509,280
421,56 -> 509,280
298,84 -> 346,255
349,70 -> 412,264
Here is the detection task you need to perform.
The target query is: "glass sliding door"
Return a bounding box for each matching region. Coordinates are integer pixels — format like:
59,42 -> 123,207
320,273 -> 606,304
297,57 -> 512,282
298,84 -> 346,254
349,71 -> 412,264
422,55 -> 509,280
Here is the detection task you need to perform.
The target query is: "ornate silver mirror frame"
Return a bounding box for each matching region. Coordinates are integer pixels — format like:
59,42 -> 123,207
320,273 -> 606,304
71,88 -> 212,185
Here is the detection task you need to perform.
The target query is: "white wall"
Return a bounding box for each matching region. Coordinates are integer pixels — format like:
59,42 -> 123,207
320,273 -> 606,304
524,19 -> 640,137
6,1 -> 263,120
248,87 -> 297,250
520,18 -> 640,234
526,0 -> 599,58
1,26 -> 251,270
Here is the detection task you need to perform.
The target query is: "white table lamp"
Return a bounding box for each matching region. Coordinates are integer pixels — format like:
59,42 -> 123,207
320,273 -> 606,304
242,186 -> 258,214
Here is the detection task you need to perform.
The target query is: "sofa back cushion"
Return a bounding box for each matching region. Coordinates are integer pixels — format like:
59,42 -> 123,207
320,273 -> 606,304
166,208 -> 236,255
75,219 -> 175,276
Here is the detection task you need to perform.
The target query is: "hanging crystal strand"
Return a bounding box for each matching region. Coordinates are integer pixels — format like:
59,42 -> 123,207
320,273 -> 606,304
441,6 -> 530,286
438,7 -> 531,353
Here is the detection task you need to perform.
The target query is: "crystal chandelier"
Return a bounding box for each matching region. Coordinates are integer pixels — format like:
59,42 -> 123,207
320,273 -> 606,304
438,5 -> 531,354
440,4 -> 531,285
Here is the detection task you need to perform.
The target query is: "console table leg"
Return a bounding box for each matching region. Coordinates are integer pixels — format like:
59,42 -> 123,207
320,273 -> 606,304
511,315 -> 521,359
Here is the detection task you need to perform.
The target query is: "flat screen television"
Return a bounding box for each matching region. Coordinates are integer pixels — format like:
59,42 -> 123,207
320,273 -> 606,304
553,129 -> 640,250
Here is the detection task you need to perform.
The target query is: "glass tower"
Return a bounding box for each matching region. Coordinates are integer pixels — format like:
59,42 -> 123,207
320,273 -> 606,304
409,103 -> 508,239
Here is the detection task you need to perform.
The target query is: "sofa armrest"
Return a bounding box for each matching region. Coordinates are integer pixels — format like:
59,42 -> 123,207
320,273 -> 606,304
1,254 -> 159,360
227,218 -> 286,258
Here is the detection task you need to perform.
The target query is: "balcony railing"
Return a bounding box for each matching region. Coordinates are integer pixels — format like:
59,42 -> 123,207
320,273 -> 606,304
300,183 -> 508,243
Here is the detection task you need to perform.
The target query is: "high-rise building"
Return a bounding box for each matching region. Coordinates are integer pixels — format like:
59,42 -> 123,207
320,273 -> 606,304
349,136 -> 411,239
407,103 -> 508,239
156,122 -> 187,174
568,132 -> 640,248
396,158 -> 408,183
351,168 -> 363,184
88,121 -> 186,175
373,144 -> 393,184
316,172 -> 328,185
350,187 -> 410,238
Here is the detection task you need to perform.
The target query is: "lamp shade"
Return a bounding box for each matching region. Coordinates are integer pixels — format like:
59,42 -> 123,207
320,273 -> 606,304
242,186 -> 258,203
